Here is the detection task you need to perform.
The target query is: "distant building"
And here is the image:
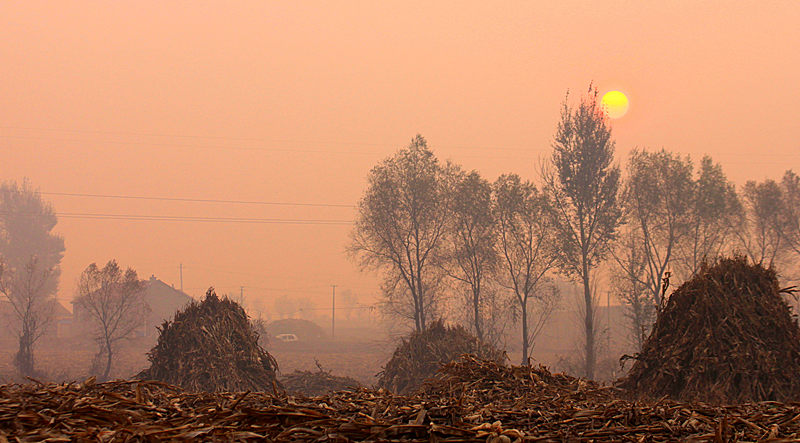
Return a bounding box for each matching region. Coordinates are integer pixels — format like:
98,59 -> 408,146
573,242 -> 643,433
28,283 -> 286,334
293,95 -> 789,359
71,275 -> 194,338
0,298 -> 72,339
52,299 -> 73,338
140,275 -> 194,336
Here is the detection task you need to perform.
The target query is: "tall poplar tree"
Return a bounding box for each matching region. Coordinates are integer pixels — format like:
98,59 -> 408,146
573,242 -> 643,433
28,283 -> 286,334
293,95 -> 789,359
542,86 -> 622,379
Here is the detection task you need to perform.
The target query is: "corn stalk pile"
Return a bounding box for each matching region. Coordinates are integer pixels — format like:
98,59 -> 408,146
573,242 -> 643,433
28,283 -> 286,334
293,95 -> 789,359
4,356 -> 800,441
377,319 -> 504,394
6,257 -> 800,440
618,256 -> 800,403
136,288 -> 280,393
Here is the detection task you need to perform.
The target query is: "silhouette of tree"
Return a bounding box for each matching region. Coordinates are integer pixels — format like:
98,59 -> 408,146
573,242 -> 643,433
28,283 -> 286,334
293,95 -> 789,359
444,169 -> 499,342
542,85 -> 622,379
0,180 -> 64,376
494,174 -> 560,363
610,224 -> 653,352
622,148 -> 693,306
676,156 -> 740,279
736,178 -> 788,268
350,135 -> 451,332
74,260 -> 147,380
779,170 -> 800,260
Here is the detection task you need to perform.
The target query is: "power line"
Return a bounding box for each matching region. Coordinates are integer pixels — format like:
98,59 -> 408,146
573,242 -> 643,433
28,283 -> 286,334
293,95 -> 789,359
1,211 -> 353,225
40,191 -> 356,208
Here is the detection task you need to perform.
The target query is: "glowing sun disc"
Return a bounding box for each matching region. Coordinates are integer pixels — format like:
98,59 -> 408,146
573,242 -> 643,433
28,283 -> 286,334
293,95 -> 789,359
601,90 -> 629,119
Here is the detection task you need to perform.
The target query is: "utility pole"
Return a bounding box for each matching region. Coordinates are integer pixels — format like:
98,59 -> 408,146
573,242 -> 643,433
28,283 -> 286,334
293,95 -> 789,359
331,285 -> 337,338
240,286 -> 244,306
179,263 -> 183,294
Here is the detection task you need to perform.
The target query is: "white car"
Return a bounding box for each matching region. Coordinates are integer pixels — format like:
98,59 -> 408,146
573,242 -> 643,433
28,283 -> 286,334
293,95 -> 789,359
275,333 -> 299,342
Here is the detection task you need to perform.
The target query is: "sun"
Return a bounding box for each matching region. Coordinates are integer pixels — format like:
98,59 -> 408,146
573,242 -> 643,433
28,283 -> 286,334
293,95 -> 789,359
601,90 -> 629,119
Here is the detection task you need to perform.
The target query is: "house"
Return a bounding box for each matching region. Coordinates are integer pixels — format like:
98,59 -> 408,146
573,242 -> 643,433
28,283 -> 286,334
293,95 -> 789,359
71,275 -> 194,338
0,297 -> 72,339
140,275 -> 194,336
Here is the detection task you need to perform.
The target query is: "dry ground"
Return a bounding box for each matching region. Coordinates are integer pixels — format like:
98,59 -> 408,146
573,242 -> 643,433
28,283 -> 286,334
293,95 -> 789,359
0,330 -> 392,386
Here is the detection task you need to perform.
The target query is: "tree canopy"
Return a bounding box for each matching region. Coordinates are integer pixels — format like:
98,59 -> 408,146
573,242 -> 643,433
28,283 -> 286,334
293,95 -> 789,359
350,135 -> 451,332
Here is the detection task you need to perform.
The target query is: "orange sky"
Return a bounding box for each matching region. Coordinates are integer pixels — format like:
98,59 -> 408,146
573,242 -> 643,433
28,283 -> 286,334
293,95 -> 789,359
2,1 -> 799,312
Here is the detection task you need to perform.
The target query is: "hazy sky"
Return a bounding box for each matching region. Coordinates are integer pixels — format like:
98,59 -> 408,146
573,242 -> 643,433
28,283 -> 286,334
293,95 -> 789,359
2,1 -> 798,312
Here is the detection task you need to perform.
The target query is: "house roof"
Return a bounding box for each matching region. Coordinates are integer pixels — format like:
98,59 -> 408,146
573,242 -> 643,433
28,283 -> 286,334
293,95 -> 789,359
143,275 -> 194,323
50,299 -> 71,317
70,275 -> 194,324
0,298 -> 71,319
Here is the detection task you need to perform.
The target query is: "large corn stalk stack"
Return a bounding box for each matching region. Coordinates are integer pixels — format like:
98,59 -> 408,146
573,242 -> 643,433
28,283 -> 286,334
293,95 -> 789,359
137,288 -> 280,393
618,255 -> 800,403
377,319 -> 504,394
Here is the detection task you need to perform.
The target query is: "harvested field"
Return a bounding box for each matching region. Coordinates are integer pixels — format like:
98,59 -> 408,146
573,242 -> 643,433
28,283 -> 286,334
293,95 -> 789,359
280,366 -> 360,396
3,356 -> 800,441
0,338 -> 152,384
270,338 -> 389,386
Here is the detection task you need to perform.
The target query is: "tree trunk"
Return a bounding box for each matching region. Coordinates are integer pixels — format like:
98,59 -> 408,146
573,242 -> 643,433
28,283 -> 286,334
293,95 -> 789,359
15,330 -> 34,376
103,337 -> 113,381
412,291 -> 422,332
416,272 -> 426,330
473,287 -> 482,341
521,298 -> 529,365
582,268 -> 595,379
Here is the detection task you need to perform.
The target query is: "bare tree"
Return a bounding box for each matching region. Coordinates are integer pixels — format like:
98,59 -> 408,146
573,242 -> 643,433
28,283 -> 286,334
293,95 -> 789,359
0,258 -> 56,376
468,283 -> 515,348
622,148 -> 694,306
379,270 -> 447,332
778,170 -> 800,260
541,85 -> 622,379
610,225 -> 653,351
736,179 -> 788,269
444,169 -> 499,342
675,156 -> 740,279
612,153 -> 737,348
350,135 -> 451,332
494,174 -> 560,364
0,180 -> 65,376
74,260 -> 147,380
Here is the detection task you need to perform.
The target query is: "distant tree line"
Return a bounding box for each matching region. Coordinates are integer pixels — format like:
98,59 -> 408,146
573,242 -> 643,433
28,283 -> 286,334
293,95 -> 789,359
350,84 -> 800,379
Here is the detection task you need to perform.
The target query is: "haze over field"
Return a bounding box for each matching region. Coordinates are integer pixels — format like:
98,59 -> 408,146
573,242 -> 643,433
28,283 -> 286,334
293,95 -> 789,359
2,1 -> 799,314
